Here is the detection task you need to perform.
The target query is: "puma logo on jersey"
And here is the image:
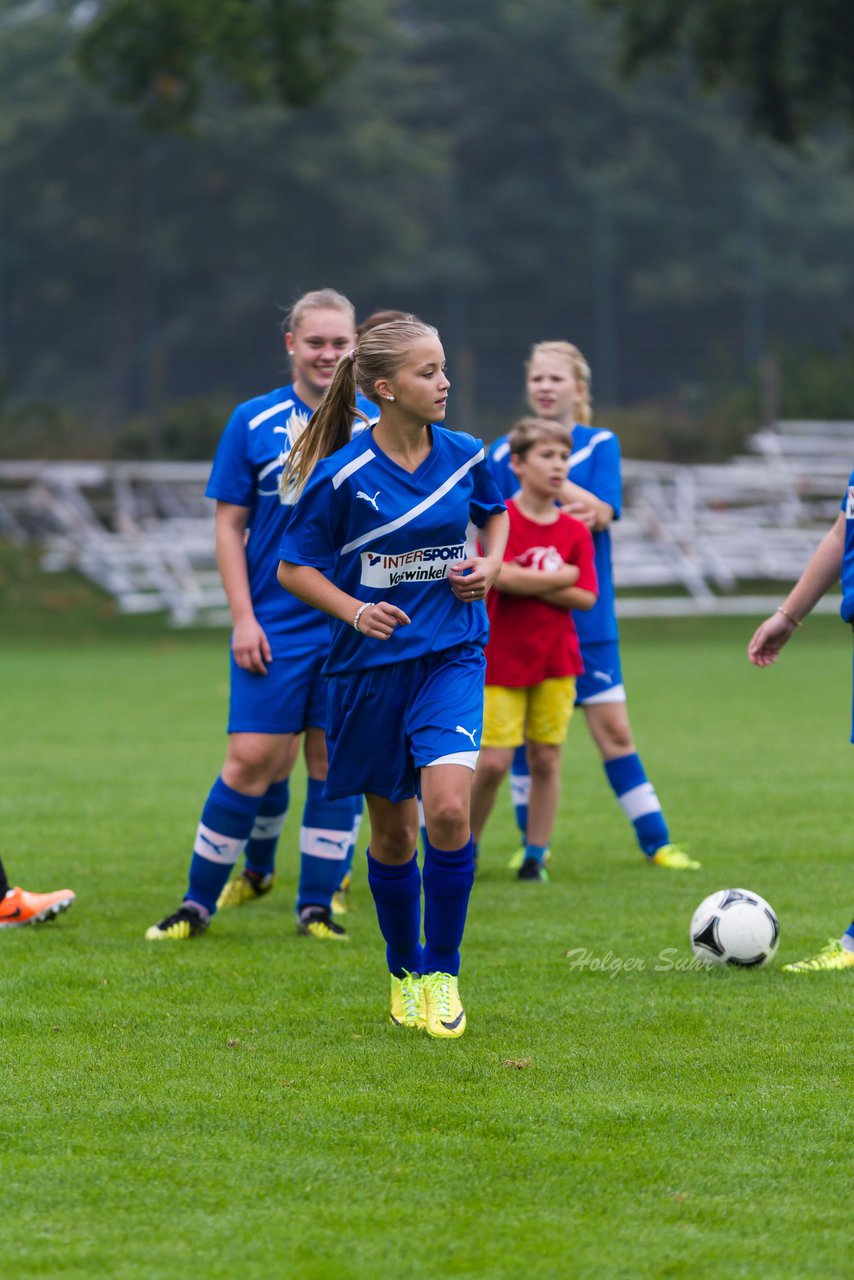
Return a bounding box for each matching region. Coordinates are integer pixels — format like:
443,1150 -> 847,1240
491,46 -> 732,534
357,490 -> 381,511
455,725 -> 478,748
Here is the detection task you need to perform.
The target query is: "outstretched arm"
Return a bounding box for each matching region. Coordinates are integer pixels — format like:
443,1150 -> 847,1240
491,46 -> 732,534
747,514 -> 845,667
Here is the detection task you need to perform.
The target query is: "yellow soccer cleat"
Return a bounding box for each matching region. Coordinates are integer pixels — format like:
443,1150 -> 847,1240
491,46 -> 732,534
782,938 -> 854,972
0,885 -> 75,927
144,904 -> 208,941
296,906 -> 349,942
389,971 -> 426,1029
650,844 -> 700,871
508,846 -> 552,872
422,971 -> 466,1039
217,870 -> 274,910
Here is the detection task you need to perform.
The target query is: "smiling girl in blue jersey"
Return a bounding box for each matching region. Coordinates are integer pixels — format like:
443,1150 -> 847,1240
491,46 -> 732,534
278,317 -> 509,1038
145,289 -> 377,945
488,341 -> 698,872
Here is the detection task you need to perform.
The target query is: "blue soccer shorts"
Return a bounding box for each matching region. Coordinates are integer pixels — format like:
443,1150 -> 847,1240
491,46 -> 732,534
323,644 -> 487,803
575,638 -> 626,706
228,643 -> 328,735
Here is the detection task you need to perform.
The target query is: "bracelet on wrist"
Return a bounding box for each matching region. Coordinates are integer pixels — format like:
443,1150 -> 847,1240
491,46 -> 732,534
353,603 -> 370,633
775,605 -> 802,627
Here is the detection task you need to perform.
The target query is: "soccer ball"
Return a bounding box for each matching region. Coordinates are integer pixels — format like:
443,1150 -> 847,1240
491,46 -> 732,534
690,888 -> 780,968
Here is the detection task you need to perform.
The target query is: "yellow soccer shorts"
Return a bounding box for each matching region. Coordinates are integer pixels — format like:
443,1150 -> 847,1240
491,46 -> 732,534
482,677 -> 576,748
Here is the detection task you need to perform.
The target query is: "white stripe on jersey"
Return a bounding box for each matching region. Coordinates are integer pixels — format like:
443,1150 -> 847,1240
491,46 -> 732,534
249,399 -> 295,430
569,429 -> 613,468
340,448 -> 485,557
492,440 -> 511,462
333,450 -> 376,489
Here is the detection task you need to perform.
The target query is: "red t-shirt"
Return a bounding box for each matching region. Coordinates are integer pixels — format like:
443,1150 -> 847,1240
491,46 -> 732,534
485,500 -> 598,687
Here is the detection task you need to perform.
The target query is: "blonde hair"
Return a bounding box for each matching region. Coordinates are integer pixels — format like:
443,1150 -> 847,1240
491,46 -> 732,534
282,316 -> 439,497
526,341 -> 592,425
508,417 -> 573,459
282,288 -> 356,335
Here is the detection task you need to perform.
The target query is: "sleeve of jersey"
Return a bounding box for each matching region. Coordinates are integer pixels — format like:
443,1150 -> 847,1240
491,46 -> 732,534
486,438 -> 518,501
470,452 -> 508,527
277,470 -> 337,573
590,433 -> 623,520
572,524 -> 599,596
205,410 -> 256,506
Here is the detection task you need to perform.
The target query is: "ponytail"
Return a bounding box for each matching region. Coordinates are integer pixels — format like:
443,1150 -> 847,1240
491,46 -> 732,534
282,356 -> 368,499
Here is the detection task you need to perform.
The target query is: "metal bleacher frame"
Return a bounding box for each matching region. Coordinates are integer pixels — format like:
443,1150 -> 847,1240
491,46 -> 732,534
0,420 -> 849,626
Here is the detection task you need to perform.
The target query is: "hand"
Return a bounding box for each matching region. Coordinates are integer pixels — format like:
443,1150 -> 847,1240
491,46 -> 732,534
232,617 -> 272,674
747,613 -> 796,667
449,556 -> 500,603
356,601 -> 411,639
560,499 -> 596,529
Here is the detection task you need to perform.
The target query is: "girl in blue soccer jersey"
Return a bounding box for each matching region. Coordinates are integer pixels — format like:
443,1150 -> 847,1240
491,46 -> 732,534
488,341 -> 698,871
146,289 -> 376,944
748,476 -> 854,971
278,318 -> 509,1038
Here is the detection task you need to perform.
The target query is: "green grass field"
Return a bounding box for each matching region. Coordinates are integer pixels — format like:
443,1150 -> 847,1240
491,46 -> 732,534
1,593 -> 852,1278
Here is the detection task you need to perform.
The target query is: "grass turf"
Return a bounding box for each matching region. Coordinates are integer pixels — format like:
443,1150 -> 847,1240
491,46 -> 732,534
0,613 -> 851,1278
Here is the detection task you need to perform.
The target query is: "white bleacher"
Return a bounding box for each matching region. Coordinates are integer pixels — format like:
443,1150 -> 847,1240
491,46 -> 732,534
0,421 -> 850,625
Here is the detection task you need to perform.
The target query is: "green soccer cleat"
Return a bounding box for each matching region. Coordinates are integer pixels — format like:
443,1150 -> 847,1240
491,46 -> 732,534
389,971 -> 426,1029
649,844 -> 700,871
422,971 -> 466,1039
217,870 -> 274,910
145,904 -> 208,941
517,857 -> 550,882
508,846 -> 552,872
782,938 -> 854,972
296,906 -> 349,942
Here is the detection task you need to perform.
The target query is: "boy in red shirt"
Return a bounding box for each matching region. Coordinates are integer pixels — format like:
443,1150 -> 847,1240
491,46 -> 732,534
471,419 -> 598,881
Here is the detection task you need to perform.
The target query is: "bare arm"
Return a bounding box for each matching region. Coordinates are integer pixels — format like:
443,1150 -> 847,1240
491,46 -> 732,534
277,562 -> 410,641
215,502 -> 272,674
496,561 -> 580,597
540,585 -> 597,611
747,514 -> 845,667
558,480 -> 614,532
449,510 -> 510,601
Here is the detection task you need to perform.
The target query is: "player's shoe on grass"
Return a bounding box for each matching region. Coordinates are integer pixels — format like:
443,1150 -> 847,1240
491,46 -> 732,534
296,906 -> 349,942
422,971 -> 466,1039
649,845 -> 700,871
389,971 -> 426,1029
508,846 -> 551,872
782,938 -> 854,972
0,885 -> 75,927
517,857 -> 550,882
331,872 -> 351,916
217,869 -> 274,909
144,904 -> 208,941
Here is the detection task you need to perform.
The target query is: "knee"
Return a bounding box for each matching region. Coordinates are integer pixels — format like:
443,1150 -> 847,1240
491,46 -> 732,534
426,792 -> 469,845
370,816 -> 420,862
223,741 -> 276,791
474,751 -> 508,789
526,742 -> 561,779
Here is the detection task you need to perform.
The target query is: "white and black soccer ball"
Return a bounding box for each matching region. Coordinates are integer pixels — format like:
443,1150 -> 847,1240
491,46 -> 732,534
690,888 -> 780,968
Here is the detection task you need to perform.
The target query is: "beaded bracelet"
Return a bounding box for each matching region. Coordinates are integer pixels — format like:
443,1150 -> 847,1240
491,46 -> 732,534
775,606 -> 802,627
353,603 -> 370,633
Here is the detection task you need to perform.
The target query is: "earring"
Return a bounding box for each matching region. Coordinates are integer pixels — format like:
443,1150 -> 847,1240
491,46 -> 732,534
386,395 -> 395,402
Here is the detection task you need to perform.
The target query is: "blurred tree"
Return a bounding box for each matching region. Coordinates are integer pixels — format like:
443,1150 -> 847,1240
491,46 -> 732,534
68,0 -> 349,129
593,0 -> 854,145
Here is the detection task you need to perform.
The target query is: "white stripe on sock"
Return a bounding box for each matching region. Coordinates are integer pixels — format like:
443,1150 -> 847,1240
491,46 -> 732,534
618,782 -> 662,821
193,823 -> 247,866
510,774 -> 531,806
301,826 -> 351,860
250,812 -> 286,841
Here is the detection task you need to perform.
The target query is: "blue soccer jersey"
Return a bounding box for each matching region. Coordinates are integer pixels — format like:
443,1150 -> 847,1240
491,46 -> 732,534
488,424 -> 622,643
206,384 -> 378,644
278,425 -> 506,674
841,468 -> 854,623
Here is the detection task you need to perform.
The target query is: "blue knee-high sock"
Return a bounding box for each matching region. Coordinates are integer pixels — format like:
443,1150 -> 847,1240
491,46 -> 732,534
422,836 -> 476,977
604,753 -> 670,855
186,777 -> 263,915
338,794 -> 363,890
244,778 -> 290,877
366,850 -> 423,976
510,744 -> 530,840
297,778 -> 358,913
